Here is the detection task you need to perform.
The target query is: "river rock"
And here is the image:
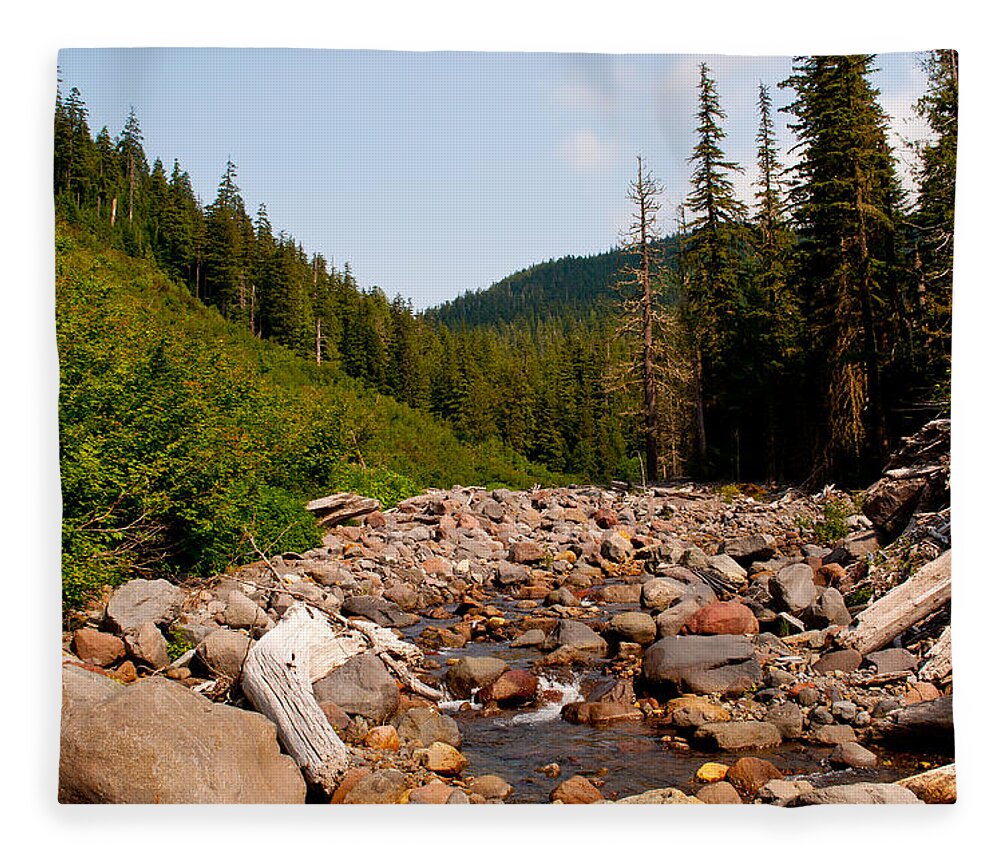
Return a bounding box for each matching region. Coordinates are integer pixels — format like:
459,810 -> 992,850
545,586 -> 580,607
59,672 -> 304,803
896,764 -> 957,803
765,701 -> 804,739
617,787 -> 702,804
697,781 -> 743,804
476,669 -> 538,706
682,600 -> 759,635
600,583 -> 642,603
223,591 -> 269,630
812,648 -> 863,674
814,724 -> 857,745
332,768 -> 407,804
72,629 -> 125,667
770,564 -> 818,614
408,780 -> 459,804
643,635 -> 761,696
104,578 -> 184,634
510,541 -> 545,564
446,656 -> 509,698
803,588 -> 852,628
865,647 -> 919,674
122,621 -> 169,669
468,774 -> 514,800
364,725 -> 401,751
196,629 -> 252,680
654,600 -> 703,638
511,628 -> 546,648
416,741 -> 467,775
693,721 -> 782,751
724,534 -> 775,563
545,619 -> 608,655
341,596 -> 419,628
830,741 -> 878,769
666,695 -> 731,729
758,779 -> 816,806
550,775 -> 603,804
601,531 -> 633,563
313,652 -> 400,723
606,611 -> 657,645
395,707 -> 462,749
641,578 -> 691,611
791,783 -> 922,805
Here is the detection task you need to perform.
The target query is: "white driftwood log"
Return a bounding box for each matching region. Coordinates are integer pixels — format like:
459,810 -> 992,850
838,550 -> 951,655
919,625 -> 952,683
241,604 -> 363,792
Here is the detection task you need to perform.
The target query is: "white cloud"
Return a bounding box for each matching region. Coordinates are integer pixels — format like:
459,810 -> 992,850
560,129 -> 620,171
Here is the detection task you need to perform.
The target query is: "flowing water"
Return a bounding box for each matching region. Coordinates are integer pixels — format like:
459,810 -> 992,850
404,583 -> 941,803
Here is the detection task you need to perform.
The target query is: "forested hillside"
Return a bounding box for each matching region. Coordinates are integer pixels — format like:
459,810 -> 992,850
54,51 -> 956,528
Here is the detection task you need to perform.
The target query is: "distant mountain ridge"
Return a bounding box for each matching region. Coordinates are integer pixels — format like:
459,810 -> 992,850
425,237 -> 679,329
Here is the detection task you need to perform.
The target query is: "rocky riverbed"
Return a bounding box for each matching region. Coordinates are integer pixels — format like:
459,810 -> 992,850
60,420 -> 955,805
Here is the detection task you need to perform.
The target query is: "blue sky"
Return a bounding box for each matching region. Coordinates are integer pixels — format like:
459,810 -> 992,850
58,49 -> 931,310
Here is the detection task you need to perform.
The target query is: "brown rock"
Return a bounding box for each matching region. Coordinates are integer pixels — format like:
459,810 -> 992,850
726,757 -> 783,798
896,764 -> 957,803
476,669 -> 538,707
550,775 -> 603,804
904,682 -> 942,705
320,701 -> 352,731
682,600 -> 759,635
697,782 -> 744,804
364,725 -> 401,751
334,768 -> 407,804
814,563 -> 848,588
510,541 -> 545,564
408,780 -> 457,804
814,724 -> 857,745
417,742 -> 467,775
72,629 -> 125,667
812,649 -> 863,674
468,774 -> 514,800
124,621 -> 170,669
830,742 -> 878,769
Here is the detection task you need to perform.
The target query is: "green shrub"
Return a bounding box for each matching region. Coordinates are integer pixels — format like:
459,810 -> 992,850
719,484 -> 741,504
813,497 -> 853,544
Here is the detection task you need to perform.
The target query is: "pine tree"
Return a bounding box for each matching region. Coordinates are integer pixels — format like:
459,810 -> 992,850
781,55 -> 902,480
116,107 -> 147,225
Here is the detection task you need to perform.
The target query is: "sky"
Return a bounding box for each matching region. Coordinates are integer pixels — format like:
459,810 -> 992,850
58,49 -> 932,310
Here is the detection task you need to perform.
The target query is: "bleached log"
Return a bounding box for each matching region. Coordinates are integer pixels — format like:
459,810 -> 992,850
837,550 -> 951,655
241,604 -> 363,792
306,492 -> 380,527
919,625 -> 952,683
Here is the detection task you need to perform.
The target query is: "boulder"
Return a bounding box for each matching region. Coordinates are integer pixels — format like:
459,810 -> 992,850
468,774 -> 514,801
693,721 -> 782,751
682,601 -> 759,635
416,741 -> 467,775
791,783 -> 922,805
395,707 -> 462,749
812,648 -> 863,675
545,587 -> 580,607
196,629 -> 252,680
550,775 -> 603,804
803,588 -> 852,628
829,742 -> 878,769
313,652 -> 400,723
446,656 -> 509,698
896,764 -> 957,804
545,620 -> 608,655
865,648 -> 918,675
708,554 -> 748,586
726,757 -> 783,798
123,621 -> 170,669
511,628 -> 546,648
600,583 -> 642,604
341,596 -> 419,628
666,695 -> 731,729
476,669 -> 538,706
606,611 -> 657,645
643,635 -> 761,697
104,579 -> 184,634
616,788 -> 702,804
641,578 -> 691,611
71,629 -> 125,667
769,564 -> 818,614
59,672 -> 304,803
814,724 -> 857,745
724,534 -> 775,563
510,541 -> 545,564
331,768 -> 407,804
696,782 -> 743,804
654,600 -> 703,639
222,591 -> 269,630
363,726 -> 401,751
408,780 -> 459,804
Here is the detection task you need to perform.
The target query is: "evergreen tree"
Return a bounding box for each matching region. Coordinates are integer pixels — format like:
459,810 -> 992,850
116,107 -> 147,225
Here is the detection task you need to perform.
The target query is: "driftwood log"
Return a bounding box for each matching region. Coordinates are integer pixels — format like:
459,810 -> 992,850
837,550 -> 951,655
240,604 -> 362,792
306,493 -> 380,528
919,625 -> 953,683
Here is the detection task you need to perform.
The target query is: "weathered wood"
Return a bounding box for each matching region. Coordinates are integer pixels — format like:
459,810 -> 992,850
919,625 -> 952,683
240,604 -> 360,793
837,550 -> 951,655
305,492 -> 380,527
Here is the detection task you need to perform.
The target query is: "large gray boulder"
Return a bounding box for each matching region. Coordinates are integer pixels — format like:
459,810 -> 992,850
790,783 -> 922,805
59,670 -> 305,803
104,579 -> 184,634
341,596 -> 420,628
395,707 -> 462,749
313,652 -> 400,723
196,629 -> 252,680
642,634 -> 761,696
693,720 -> 782,751
545,620 -> 608,655
769,564 -> 818,615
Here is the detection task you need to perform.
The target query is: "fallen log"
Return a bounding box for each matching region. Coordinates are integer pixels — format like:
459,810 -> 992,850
837,550 -> 951,655
241,604 -> 362,793
306,492 -> 380,527
918,625 -> 952,683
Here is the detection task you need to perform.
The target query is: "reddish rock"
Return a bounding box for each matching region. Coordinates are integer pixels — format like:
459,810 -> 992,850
408,780 -> 457,804
422,558 -> 453,577
365,511 -> 386,528
682,600 -> 759,635
593,508 -> 619,529
562,700 -> 641,726
550,775 -> 603,804
330,767 -> 369,804
364,725 -> 401,751
904,682 -> 942,704
476,669 -> 538,707
697,781 -> 743,804
726,757 -> 783,799
112,661 -> 138,683
815,562 -> 848,587
72,629 -> 125,667
320,701 -> 352,731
